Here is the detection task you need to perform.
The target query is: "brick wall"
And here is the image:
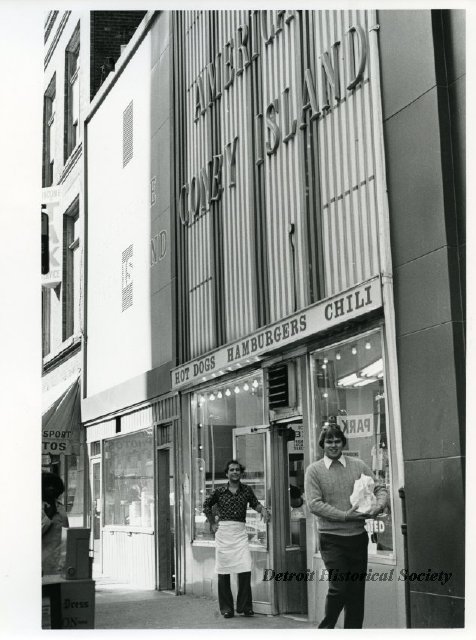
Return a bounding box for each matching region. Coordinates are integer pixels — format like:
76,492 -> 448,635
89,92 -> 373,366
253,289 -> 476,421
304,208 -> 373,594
90,11 -> 147,100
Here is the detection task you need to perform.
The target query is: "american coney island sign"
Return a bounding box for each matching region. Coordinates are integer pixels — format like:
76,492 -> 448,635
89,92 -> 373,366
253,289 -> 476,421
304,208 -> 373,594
171,277 -> 382,391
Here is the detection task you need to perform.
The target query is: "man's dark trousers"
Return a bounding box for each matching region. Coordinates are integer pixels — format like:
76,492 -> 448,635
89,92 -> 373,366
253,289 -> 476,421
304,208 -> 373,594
218,572 -> 252,614
318,532 -> 369,628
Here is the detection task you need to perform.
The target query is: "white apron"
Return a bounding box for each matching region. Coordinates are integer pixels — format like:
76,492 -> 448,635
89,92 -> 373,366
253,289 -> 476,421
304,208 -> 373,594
215,521 -> 251,574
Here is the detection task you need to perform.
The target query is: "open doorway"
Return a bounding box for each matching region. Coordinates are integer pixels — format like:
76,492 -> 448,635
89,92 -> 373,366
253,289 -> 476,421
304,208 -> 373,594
156,445 -> 175,590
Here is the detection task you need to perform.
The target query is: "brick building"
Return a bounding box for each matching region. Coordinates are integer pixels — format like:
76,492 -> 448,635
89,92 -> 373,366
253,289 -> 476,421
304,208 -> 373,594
41,9 -> 146,526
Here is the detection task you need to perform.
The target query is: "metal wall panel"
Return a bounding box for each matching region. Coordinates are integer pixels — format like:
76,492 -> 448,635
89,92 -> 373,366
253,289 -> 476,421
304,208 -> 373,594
177,10 -> 384,359
218,11 -> 257,342
185,11 -> 216,358
315,10 -> 380,297
260,10 -> 306,322
102,529 -> 155,588
86,420 -> 115,442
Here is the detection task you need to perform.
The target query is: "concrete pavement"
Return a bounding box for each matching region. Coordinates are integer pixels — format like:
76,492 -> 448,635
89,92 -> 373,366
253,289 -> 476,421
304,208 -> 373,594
94,578 -> 315,629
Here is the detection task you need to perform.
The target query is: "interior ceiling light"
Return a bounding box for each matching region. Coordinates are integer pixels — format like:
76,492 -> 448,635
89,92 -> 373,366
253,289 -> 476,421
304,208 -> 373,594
252,379 -> 259,388
351,346 -> 357,355
209,393 -> 215,401
337,372 -> 361,387
234,386 -> 240,394
336,352 -> 341,360
243,382 -> 249,391
323,357 -> 329,364
217,391 -> 223,399
353,378 -> 377,387
225,388 -> 231,397
365,342 -> 371,350
359,358 -> 383,378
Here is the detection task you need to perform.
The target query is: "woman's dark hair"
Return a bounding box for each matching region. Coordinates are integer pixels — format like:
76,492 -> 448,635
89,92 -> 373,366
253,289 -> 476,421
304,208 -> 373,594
318,424 -> 347,448
42,471 -> 65,497
224,459 -> 245,476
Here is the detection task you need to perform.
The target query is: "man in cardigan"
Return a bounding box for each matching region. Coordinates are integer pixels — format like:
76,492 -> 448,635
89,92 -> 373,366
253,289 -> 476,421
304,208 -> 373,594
305,424 -> 388,628
203,460 -> 270,618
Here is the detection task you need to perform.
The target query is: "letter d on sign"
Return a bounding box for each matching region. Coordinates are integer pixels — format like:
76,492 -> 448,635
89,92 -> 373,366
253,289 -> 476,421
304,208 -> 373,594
263,569 -> 275,581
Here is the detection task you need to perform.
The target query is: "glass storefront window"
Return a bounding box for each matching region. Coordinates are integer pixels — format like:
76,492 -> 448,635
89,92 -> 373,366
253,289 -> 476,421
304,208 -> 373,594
311,331 -> 394,558
191,372 -> 267,545
65,444 -> 86,526
103,429 -> 154,528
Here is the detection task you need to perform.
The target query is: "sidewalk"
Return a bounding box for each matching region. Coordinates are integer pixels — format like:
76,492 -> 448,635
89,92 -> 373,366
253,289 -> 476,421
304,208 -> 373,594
94,578 -> 315,629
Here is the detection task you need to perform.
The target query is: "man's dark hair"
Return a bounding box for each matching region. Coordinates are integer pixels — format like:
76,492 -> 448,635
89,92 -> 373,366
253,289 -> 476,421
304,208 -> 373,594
42,471 -> 65,498
318,424 -> 347,449
224,459 -> 245,476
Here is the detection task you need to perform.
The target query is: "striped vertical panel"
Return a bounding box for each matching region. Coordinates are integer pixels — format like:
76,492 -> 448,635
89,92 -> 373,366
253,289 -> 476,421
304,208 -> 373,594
86,420 -> 115,442
102,530 -> 155,588
314,10 -> 380,297
260,11 -> 306,322
218,11 -> 257,343
184,11 -> 216,358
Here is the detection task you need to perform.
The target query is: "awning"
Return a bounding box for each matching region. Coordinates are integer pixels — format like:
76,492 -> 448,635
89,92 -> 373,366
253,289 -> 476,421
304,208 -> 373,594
42,374 -> 81,456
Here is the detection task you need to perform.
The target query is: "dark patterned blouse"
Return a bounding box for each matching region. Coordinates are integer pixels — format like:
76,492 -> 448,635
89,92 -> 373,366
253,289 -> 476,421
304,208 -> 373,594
203,483 -> 260,523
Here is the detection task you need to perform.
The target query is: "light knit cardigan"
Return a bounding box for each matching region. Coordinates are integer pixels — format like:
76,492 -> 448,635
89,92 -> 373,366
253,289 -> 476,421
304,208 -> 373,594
304,456 -> 388,536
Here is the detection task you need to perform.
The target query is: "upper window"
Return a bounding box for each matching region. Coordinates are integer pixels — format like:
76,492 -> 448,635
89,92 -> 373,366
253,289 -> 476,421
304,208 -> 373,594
64,25 -> 80,161
43,74 -> 56,187
311,330 -> 394,559
62,201 -> 80,341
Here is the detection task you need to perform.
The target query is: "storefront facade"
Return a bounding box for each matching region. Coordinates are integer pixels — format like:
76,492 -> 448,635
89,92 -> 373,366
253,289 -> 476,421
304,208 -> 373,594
82,12 -> 178,589
171,9 -> 408,626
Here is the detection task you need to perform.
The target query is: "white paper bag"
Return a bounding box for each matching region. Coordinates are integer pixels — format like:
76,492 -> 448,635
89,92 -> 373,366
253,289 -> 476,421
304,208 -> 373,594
350,473 -> 377,513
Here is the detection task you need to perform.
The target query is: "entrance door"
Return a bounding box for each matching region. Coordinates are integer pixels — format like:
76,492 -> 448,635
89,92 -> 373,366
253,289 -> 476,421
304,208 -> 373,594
271,421 -> 308,614
233,427 -> 274,614
157,447 -> 175,590
90,459 -> 102,574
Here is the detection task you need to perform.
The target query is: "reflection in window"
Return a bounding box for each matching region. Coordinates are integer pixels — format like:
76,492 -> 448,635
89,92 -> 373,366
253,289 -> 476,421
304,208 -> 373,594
312,331 -> 393,557
192,372 -> 266,544
103,429 -> 154,527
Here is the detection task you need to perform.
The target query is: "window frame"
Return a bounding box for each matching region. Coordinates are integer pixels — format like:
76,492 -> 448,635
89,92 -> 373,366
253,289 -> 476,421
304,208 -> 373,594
190,371 -> 266,543
64,24 -> 80,162
62,200 -> 80,341
309,328 -> 396,564
43,74 -> 56,187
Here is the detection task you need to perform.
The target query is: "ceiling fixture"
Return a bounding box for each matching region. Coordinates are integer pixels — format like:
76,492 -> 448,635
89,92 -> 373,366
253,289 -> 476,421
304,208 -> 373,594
336,358 -> 383,388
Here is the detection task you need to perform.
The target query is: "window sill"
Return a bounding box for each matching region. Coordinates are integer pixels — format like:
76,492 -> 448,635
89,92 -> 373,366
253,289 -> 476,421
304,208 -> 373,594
313,552 -> 396,566
191,539 -> 267,552
42,333 -> 82,372
59,142 -> 82,184
192,539 -> 215,547
103,525 -> 154,535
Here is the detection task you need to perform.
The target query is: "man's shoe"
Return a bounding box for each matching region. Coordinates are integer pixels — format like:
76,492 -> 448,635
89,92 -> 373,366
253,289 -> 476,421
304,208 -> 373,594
243,610 -> 254,617
223,611 -> 234,618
